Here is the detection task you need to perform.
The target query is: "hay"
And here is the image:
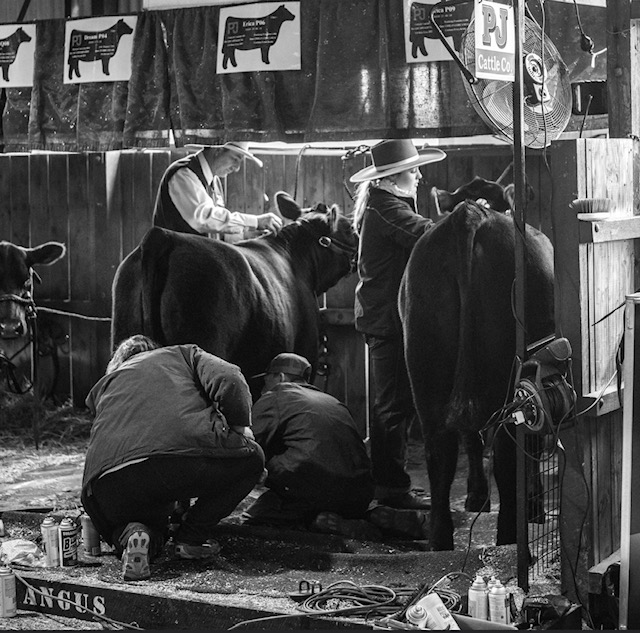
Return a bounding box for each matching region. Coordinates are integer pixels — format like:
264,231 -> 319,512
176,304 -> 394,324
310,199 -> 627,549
0,388 -> 91,449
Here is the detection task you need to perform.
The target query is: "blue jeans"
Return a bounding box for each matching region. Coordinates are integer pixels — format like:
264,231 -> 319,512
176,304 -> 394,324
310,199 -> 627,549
366,334 -> 415,498
82,451 -> 264,555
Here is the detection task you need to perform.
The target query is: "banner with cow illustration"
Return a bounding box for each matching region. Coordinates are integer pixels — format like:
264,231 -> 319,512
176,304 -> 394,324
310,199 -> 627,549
403,0 -> 473,63
216,2 -> 300,75
64,15 -> 137,84
0,23 -> 35,87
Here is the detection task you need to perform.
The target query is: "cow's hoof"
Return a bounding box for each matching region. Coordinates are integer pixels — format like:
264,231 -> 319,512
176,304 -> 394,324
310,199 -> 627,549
465,495 -> 490,513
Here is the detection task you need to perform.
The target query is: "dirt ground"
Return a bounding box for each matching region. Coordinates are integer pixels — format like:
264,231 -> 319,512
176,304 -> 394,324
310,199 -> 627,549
0,402 -> 561,630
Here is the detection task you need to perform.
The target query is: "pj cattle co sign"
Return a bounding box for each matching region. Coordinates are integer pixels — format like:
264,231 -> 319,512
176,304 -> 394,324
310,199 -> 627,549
474,0 -> 514,81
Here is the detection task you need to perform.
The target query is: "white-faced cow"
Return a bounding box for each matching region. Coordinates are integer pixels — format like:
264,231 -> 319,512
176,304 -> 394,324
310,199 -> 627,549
111,192 -> 357,399
67,18 -> 133,80
222,4 -> 295,69
0,241 -> 66,392
398,194 -> 554,551
0,27 -> 31,81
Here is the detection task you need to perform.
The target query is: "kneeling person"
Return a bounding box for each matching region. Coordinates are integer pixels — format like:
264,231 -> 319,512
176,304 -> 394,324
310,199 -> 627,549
244,353 -> 374,532
81,335 -> 265,581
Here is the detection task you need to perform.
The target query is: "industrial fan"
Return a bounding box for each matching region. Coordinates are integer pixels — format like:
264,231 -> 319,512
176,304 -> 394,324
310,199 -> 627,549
431,4 -> 572,149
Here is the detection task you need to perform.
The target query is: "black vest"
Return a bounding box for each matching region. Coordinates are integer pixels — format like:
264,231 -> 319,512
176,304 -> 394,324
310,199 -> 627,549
152,154 -> 209,236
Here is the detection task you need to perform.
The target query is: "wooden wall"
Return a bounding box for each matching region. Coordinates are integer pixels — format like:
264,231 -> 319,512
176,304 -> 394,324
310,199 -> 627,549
0,144 -> 539,430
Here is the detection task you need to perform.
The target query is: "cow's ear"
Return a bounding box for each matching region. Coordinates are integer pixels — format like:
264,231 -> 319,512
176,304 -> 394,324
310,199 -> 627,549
275,191 -> 301,221
26,242 -> 66,267
329,204 -> 340,226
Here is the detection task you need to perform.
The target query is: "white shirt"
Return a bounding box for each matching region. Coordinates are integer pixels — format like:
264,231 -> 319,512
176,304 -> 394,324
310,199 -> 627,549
168,152 -> 259,236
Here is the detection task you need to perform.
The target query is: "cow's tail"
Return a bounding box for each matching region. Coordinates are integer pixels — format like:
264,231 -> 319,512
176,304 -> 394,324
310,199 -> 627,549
140,227 -> 172,346
445,204 -> 488,431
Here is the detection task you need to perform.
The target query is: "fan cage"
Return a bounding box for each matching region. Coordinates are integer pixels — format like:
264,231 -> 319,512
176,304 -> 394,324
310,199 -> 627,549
460,17 -> 572,149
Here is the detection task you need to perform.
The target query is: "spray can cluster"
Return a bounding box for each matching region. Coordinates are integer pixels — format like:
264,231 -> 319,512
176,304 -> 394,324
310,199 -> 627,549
467,575 -> 511,624
40,513 -> 101,568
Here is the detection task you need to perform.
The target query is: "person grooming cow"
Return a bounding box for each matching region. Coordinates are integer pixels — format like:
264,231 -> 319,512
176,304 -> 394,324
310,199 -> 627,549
350,139 -> 446,511
80,335 -> 265,581
152,141 -> 282,239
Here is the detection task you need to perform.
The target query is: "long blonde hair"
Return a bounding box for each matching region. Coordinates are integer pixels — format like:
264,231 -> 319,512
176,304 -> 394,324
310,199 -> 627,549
352,180 -> 373,236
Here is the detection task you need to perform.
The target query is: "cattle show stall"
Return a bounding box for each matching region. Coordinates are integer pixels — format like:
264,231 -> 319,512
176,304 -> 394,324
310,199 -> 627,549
0,0 -> 636,628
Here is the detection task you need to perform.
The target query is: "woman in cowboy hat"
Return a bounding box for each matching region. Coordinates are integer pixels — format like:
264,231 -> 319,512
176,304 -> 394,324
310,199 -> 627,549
350,139 -> 446,511
152,141 -> 282,239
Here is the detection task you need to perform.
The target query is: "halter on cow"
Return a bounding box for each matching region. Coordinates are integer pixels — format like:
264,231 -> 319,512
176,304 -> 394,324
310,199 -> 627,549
0,240 -> 66,393
111,191 -> 357,397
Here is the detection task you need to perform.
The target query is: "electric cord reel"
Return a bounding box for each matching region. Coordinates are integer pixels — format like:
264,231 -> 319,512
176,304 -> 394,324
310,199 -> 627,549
512,337 -> 576,434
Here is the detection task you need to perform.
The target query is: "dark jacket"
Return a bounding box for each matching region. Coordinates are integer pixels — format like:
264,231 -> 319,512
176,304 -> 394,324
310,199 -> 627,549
252,382 -> 374,517
354,187 -> 435,337
152,154 -> 207,236
82,344 -> 259,490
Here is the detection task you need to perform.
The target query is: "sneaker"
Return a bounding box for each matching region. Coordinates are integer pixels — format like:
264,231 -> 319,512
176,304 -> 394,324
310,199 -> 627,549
122,529 -> 151,581
378,491 -> 431,511
175,540 -> 221,560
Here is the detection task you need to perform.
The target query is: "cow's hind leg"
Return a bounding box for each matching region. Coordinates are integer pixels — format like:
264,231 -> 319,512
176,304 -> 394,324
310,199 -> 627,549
261,46 -> 270,64
493,423 -> 517,545
425,428 -> 459,550
462,431 -> 490,512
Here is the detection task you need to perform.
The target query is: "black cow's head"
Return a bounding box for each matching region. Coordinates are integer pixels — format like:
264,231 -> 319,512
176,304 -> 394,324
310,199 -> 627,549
0,241 -> 65,340
275,191 -> 358,290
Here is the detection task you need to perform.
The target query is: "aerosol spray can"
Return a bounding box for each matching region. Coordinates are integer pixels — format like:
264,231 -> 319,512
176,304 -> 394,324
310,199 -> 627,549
0,567 -> 17,618
417,592 -> 460,630
405,603 -> 429,628
488,579 -> 509,625
467,575 -> 489,620
58,517 -> 78,567
80,513 -> 101,557
40,516 -> 60,567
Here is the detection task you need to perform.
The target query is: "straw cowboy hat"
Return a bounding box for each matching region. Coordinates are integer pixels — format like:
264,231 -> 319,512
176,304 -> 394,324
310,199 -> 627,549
184,141 -> 263,167
350,139 -> 446,183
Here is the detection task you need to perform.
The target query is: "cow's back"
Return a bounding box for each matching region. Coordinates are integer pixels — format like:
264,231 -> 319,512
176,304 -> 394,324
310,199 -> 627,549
400,202 -> 554,434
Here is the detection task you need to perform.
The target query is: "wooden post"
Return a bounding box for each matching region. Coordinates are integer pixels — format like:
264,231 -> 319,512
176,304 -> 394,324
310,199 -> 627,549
606,1 -> 640,138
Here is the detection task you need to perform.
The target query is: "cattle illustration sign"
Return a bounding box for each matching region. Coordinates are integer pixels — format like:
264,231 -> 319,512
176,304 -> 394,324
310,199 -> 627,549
0,23 -> 35,87
403,0 -> 473,63
474,0 -> 515,81
64,16 -> 137,84
216,2 -> 300,74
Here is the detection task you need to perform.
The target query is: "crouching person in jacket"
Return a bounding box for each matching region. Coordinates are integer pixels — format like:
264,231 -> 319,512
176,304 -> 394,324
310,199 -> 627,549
80,335 -> 265,581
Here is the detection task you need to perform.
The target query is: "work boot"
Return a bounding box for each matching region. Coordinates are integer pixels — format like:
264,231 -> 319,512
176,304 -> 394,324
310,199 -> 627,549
377,491 -> 431,511
174,540 -> 221,559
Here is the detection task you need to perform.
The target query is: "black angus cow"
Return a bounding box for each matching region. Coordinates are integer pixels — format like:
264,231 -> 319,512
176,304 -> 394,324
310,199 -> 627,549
398,197 -> 554,550
0,27 -> 31,81
67,18 -> 133,79
111,192 -> 357,396
222,4 -> 295,69
0,241 -> 66,393
409,1 -> 473,58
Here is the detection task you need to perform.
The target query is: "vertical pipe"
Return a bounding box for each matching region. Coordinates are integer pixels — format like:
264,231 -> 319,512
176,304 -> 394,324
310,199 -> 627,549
512,0 -> 530,592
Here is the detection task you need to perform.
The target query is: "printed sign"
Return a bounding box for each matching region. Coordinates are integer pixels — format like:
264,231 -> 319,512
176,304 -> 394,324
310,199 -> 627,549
0,23 -> 35,88
474,0 -> 514,81
64,15 -> 137,84
216,2 -> 300,74
403,0 -> 473,63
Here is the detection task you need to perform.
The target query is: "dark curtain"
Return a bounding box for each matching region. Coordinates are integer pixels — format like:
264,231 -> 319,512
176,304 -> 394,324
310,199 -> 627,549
25,19 -> 129,151
0,0 -> 608,151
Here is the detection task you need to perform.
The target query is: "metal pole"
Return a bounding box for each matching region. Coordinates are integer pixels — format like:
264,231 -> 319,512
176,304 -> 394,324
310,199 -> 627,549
512,0 -> 530,591
620,293 -> 640,629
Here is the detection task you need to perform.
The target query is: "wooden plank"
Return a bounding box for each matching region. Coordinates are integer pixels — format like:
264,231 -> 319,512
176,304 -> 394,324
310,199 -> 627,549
8,155 -> 31,248
588,548 -> 621,595
579,215 -> 640,243
119,151 -> 138,258
0,156 -> 11,239
263,154 -> 287,214
132,152 -> 155,247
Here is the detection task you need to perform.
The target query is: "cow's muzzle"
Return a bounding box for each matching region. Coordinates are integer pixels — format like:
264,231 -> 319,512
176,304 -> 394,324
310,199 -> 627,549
0,293 -> 36,338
